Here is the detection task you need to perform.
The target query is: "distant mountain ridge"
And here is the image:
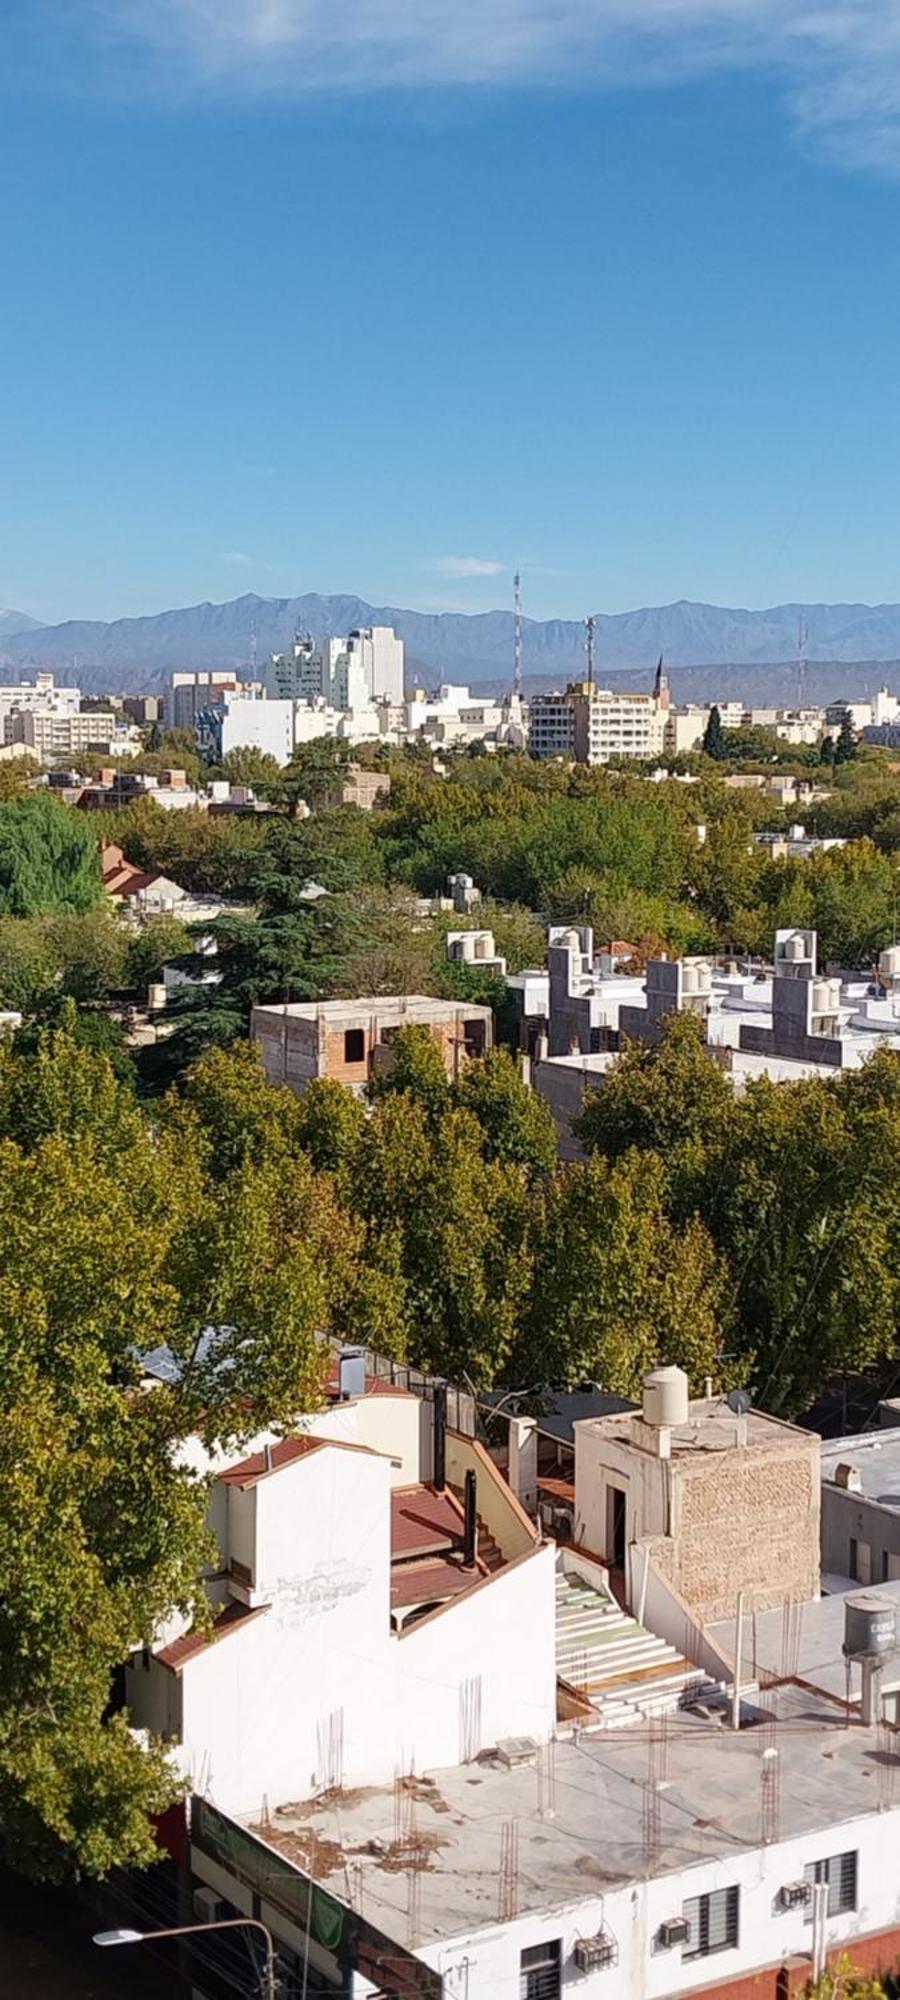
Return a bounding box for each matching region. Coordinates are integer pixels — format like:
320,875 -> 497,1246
0,608 -> 44,639
5,591 -> 900,704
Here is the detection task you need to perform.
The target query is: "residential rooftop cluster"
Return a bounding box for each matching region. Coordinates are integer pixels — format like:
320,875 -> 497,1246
116,1347 -> 900,2000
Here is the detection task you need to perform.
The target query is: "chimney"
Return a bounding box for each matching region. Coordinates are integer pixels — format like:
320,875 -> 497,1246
433,1381 -> 448,1493
463,1470 -> 478,1569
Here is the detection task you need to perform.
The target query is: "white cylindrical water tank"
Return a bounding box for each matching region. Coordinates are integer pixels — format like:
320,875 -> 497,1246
697,963 -> 712,994
828,978 -> 842,1011
786,934 -> 805,962
682,964 -> 698,995
812,980 -> 831,1015
880,946 -> 900,982
642,1366 -> 690,1428
843,1593 -> 899,1659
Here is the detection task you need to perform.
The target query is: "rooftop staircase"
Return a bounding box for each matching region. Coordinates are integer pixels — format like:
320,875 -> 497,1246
556,1566 -> 707,1727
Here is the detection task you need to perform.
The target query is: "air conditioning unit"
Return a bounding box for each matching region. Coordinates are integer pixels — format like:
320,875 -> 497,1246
194,1886 -> 226,1924
574,1931 -> 617,1971
779,1881 -> 812,1910
658,1918 -> 690,1948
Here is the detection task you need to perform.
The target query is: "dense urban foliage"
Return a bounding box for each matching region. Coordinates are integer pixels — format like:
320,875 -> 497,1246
8,739 -> 900,1879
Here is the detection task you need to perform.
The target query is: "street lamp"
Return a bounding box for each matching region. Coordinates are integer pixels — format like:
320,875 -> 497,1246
93,1917 -> 276,1998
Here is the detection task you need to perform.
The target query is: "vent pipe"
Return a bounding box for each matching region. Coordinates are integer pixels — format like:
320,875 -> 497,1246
433,1381 -> 447,1493
463,1470 -> 478,1569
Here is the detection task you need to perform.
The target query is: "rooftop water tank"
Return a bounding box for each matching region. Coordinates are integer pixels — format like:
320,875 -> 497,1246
642,1366 -> 689,1429
785,934 -> 806,962
812,980 -> 832,1015
879,946 -> 900,982
843,1593 -> 898,1660
681,963 -> 698,995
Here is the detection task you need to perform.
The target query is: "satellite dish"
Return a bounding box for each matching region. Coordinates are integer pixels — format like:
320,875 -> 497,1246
727,1388 -> 751,1416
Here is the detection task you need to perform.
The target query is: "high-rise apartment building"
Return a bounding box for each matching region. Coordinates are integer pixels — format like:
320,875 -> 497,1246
529,679 -> 668,765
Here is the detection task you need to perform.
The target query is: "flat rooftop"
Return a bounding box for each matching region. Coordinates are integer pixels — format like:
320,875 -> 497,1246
248,1681 -> 894,1950
580,1396 -> 813,1460
821,1430 -> 900,1511
710,1578 -> 900,1706
253,996 -> 489,1023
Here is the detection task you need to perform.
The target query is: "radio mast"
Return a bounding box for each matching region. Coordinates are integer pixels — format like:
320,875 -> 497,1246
513,570 -> 523,699
585,614 -> 596,690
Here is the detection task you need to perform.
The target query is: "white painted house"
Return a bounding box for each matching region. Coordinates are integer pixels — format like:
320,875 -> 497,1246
125,1364 -> 555,1823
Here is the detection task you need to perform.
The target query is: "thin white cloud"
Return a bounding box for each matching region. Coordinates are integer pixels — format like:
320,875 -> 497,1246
427,555 -> 505,579
15,1 -> 900,172
221,549 -> 254,566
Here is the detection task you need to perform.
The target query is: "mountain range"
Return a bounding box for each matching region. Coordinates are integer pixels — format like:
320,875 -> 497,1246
0,608 -> 44,639
5,592 -> 900,704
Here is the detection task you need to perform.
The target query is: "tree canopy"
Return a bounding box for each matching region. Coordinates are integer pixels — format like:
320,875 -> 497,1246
0,794 -> 102,917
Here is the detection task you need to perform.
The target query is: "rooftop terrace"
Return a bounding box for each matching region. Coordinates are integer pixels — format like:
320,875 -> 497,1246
248,1680 -> 894,1950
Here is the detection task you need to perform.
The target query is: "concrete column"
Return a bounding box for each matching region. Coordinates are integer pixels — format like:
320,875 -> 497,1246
509,1416 -> 539,1515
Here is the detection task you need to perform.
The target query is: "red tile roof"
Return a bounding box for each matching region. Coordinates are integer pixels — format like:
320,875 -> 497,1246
157,1600 -> 267,1672
391,1484 -> 464,1559
219,1436 -> 325,1488
390,1555 -> 482,1609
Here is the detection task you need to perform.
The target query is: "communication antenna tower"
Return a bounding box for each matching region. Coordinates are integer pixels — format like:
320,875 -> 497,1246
797,617 -> 809,710
250,617 -> 258,680
513,571 -> 523,699
585,614 -> 596,690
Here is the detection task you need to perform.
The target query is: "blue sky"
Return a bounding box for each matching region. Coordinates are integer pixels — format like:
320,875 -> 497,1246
3,1 -> 900,624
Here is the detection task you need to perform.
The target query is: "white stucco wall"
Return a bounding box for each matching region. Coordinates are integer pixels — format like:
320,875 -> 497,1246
161,1441 -> 554,1820
310,1393 -> 423,1486
425,1807 -> 900,2000
574,1422 -> 667,1558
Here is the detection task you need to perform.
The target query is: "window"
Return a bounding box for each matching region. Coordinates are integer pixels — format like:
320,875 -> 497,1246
804,1852 -> 857,1917
520,1940 -> 561,2000
683,1887 -> 739,1960
343,1028 -> 365,1065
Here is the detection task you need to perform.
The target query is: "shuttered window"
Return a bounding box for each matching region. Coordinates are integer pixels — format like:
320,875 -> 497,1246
683,1886 -> 739,1960
519,1939 -> 561,2000
804,1851 -> 858,1916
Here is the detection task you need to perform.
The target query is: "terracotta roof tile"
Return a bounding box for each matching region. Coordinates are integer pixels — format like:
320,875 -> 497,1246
157,1601 -> 267,1672
219,1436 -> 325,1488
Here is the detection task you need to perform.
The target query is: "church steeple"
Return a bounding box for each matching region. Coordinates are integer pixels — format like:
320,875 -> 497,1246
653,654 -> 671,708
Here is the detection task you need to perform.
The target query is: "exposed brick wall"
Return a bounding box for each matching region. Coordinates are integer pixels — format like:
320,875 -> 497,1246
670,1442 -> 821,1624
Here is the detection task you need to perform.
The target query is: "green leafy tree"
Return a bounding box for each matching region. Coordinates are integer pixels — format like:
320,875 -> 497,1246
127,912 -> 193,989
820,732 -> 836,766
368,1022 -> 452,1124
266,737 -> 352,815
294,1076 -> 368,1177
702,705 -> 726,760
167,1039 -> 302,1179
48,906 -> 130,1000
576,1011 -> 735,1217
455,1047 -> 557,1176
220,745 -> 283,788
0,1007 -> 143,1160
0,1027 -> 348,1881
0,915 -> 60,1012
716,1069 -> 900,1414
834,713 -> 857,766
350,1093 -> 532,1382
0,794 -> 102,916
516,1150 -> 732,1395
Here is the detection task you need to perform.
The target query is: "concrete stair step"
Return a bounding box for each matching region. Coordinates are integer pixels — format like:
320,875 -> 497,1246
559,1636 -> 679,1671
